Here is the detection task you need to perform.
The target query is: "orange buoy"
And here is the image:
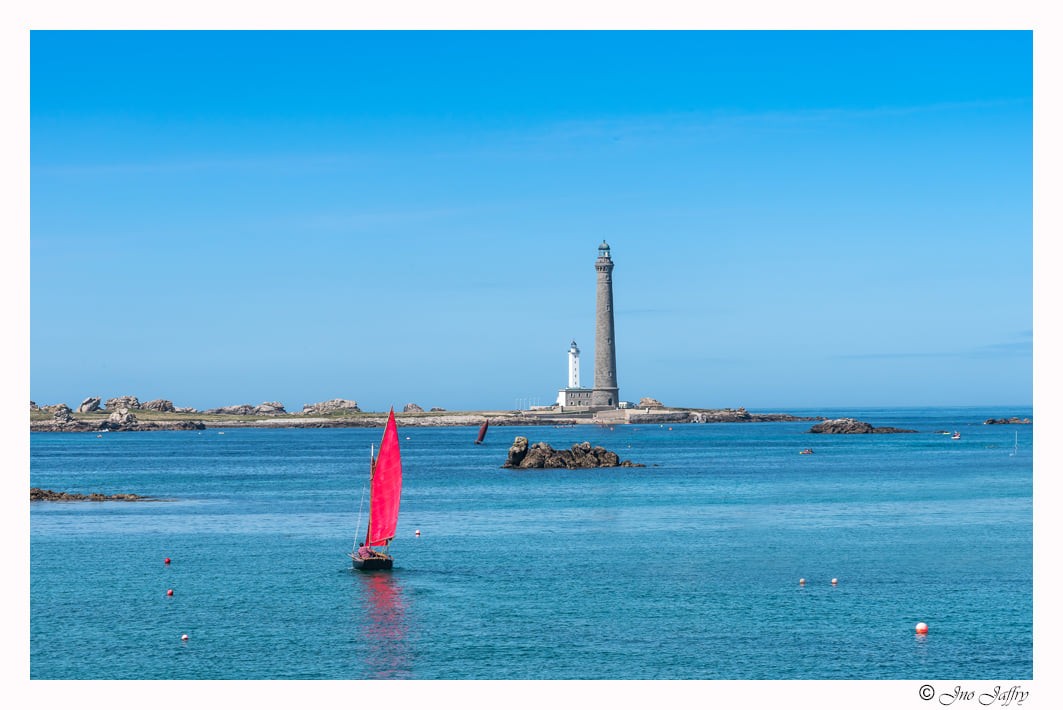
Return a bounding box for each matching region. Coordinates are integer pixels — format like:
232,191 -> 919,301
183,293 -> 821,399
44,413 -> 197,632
181,634 -> 189,641
831,578 -> 838,585
164,557 -> 171,565
167,589 -> 174,596
915,622 -> 928,634
799,578 -> 806,586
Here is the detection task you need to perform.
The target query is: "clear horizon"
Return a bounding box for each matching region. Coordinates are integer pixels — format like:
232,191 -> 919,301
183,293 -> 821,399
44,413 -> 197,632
29,31 -> 1033,412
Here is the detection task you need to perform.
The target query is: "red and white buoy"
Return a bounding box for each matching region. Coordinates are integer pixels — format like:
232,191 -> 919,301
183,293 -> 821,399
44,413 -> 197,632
164,557 -> 171,565
799,578 -> 806,586
167,589 -> 174,596
915,622 -> 929,635
414,529 -> 421,537
181,634 -> 189,641
831,578 -> 838,586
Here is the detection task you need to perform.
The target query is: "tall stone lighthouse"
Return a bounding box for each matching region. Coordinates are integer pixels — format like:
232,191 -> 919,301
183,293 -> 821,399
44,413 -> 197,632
591,241 -> 619,408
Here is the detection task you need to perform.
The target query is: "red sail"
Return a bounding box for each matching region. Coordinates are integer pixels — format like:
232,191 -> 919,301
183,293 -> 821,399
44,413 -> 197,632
366,409 -> 402,547
475,420 -> 489,444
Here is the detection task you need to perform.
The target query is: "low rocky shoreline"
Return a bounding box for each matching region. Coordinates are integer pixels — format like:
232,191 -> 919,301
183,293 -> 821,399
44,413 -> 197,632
29,395 -> 1030,432
29,397 -> 822,432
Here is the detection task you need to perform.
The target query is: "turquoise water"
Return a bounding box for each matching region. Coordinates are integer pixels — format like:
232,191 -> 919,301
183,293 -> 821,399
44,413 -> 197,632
29,407 -> 1032,679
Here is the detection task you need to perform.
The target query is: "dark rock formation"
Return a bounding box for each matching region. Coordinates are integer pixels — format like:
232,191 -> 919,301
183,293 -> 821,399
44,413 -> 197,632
142,399 -> 176,412
78,397 -> 102,413
808,418 -> 916,434
302,399 -> 361,415
403,403 -> 424,413
984,417 -> 1032,425
98,418 -> 204,432
31,487 -> 154,502
52,404 -> 73,423
502,436 -> 643,469
30,401 -> 39,411
430,407 -> 447,412
505,436 -> 529,466
106,396 -> 141,411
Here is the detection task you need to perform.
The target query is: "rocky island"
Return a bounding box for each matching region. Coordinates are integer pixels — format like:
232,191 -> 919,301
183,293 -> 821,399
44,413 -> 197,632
983,417 -> 1032,425
502,436 -> 644,469
808,418 -> 917,434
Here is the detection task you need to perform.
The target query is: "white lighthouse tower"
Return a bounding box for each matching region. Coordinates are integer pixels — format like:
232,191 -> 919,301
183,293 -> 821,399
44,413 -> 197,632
568,340 -> 581,388
557,340 -> 592,408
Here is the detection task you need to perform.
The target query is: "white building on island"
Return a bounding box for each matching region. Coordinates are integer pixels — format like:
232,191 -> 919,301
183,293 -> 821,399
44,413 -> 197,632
557,340 -> 593,408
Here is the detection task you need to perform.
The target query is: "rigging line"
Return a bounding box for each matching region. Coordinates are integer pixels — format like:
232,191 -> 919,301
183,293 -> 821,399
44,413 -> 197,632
353,482 -> 367,552
353,443 -> 375,552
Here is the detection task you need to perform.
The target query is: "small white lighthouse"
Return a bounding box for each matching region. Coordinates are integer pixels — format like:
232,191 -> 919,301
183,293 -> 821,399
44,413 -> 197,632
568,340 -> 581,389
557,340 -> 592,408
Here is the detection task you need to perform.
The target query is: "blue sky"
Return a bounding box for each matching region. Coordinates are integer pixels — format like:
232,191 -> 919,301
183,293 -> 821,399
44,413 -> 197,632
29,30 -> 1033,412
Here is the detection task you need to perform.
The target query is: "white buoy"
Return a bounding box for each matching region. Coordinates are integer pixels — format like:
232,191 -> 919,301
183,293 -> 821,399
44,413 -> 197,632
915,622 -> 928,635
181,634 -> 189,641
831,578 -> 838,586
799,578 -> 806,586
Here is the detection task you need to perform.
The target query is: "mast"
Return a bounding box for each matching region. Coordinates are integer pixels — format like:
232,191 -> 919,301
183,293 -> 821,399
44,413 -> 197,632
364,444 -> 375,548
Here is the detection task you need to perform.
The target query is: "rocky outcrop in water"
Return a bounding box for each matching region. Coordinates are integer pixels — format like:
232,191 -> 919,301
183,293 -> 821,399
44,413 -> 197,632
31,487 -> 154,502
78,397 -> 102,413
142,399 -> 176,412
808,418 -> 916,434
503,436 -> 643,469
403,403 -> 425,413
638,397 -> 664,408
302,399 -> 361,414
984,417 -> 1031,425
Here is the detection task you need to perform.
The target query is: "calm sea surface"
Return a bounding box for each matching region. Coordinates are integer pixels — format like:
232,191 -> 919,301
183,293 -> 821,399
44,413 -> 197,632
29,406 -> 1032,680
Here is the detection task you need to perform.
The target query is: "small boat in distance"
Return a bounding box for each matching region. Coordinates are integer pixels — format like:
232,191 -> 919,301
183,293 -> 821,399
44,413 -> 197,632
475,419 -> 489,445
799,448 -> 814,455
350,408 -> 403,572
951,431 -> 961,440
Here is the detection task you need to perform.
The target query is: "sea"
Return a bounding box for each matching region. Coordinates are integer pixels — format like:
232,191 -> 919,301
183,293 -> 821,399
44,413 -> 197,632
29,406 -> 1033,682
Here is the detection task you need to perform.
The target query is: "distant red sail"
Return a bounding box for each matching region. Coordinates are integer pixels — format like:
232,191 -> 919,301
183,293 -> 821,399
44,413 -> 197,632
475,420 -> 489,444
366,409 -> 402,547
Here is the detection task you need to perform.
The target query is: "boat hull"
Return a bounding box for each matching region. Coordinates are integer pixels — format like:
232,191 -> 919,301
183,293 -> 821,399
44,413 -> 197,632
350,554 -> 394,571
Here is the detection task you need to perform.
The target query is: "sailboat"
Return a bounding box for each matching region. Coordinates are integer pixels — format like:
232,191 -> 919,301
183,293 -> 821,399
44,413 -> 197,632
1010,431 -> 1019,456
350,408 -> 403,571
475,419 -> 489,445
